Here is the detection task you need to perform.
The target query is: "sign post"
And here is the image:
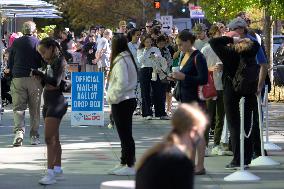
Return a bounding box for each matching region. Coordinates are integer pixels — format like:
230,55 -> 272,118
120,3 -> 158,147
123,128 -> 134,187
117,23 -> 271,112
189,6 -> 205,19
71,72 -> 104,126
161,15 -> 173,35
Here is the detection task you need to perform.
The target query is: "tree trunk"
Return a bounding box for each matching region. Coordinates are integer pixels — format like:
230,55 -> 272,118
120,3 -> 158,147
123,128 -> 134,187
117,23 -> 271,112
263,9 -> 273,81
264,10 -> 273,66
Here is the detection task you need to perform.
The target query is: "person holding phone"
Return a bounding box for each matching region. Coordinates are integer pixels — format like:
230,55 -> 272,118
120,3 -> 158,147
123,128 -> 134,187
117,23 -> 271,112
137,35 -> 169,120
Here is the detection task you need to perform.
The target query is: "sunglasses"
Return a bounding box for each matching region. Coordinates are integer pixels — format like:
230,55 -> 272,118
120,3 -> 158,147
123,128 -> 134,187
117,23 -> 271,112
146,25 -> 152,28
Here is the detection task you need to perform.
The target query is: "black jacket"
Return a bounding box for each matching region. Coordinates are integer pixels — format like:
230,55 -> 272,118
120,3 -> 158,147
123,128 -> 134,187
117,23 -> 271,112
209,36 -> 260,80
179,50 -> 208,103
8,35 -> 43,78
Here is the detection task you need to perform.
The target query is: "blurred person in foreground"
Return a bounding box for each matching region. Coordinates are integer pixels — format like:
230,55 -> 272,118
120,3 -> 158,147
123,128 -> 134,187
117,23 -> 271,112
136,103 -> 208,189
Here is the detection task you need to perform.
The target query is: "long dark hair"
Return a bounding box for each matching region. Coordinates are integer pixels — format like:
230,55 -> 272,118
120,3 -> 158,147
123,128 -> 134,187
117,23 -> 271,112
177,29 -> 196,44
39,37 -> 63,57
127,28 -> 140,42
109,34 -> 138,76
138,34 -> 153,49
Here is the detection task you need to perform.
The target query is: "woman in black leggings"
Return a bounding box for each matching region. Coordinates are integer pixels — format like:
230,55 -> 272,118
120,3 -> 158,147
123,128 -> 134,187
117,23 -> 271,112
32,37 -> 68,185
106,34 -> 138,176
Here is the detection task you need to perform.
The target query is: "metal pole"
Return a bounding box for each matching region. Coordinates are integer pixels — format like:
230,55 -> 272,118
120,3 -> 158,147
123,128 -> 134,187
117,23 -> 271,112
257,95 -> 265,156
240,97 -> 245,171
0,15 -> 3,123
264,85 -> 269,143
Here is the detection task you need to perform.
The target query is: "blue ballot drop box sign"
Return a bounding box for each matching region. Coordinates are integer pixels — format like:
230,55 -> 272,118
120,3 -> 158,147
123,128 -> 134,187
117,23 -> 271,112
71,72 -> 104,126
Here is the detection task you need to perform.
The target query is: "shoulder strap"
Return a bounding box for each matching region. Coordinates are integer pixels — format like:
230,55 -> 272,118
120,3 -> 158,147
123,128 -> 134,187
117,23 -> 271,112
193,52 -> 199,66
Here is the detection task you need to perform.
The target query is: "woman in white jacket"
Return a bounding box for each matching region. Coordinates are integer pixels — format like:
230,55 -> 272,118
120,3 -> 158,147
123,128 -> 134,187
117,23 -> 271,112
106,34 -> 138,176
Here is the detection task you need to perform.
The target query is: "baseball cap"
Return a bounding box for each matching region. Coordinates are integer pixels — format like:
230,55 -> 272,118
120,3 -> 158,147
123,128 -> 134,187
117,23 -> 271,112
152,19 -> 162,27
127,22 -> 136,30
227,17 -> 247,30
192,23 -> 207,34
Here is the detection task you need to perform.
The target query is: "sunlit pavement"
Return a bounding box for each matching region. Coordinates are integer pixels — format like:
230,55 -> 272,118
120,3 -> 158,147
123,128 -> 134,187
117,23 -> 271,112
0,103 -> 284,189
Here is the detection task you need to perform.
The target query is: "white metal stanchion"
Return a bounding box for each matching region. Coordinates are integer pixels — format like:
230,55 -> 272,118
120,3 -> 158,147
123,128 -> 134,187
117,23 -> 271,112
250,94 -> 280,166
262,85 -> 282,151
224,97 -> 260,181
100,180 -> 135,189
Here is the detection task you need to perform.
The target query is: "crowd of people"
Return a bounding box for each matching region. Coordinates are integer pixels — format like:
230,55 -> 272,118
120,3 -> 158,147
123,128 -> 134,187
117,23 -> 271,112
1,10 -> 271,187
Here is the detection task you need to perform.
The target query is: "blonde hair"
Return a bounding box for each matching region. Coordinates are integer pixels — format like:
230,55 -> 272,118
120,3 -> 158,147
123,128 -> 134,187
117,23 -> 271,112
103,29 -> 112,37
234,38 -> 254,53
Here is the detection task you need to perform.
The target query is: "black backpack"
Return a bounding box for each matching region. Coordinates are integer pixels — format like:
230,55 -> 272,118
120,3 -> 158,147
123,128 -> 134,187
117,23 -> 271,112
232,57 -> 260,96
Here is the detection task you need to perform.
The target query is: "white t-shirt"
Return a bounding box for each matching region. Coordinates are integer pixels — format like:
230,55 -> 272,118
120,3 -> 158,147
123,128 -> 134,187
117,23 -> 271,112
201,44 -> 223,90
96,37 -> 111,68
194,38 -> 209,51
128,42 -> 140,68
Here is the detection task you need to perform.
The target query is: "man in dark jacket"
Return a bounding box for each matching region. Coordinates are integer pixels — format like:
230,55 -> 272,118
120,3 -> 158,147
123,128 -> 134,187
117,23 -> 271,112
209,18 -> 268,169
6,21 -> 43,147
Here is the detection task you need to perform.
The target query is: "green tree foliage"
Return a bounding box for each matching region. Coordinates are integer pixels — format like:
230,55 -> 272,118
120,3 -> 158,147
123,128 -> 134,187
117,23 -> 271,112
198,0 -> 284,23
46,0 -> 156,30
38,25 -> 56,40
199,0 -> 254,23
257,0 -> 284,20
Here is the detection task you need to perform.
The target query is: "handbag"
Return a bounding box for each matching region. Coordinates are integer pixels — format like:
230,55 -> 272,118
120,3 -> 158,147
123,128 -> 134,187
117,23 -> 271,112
173,81 -> 181,101
193,55 -> 217,100
198,71 -> 217,100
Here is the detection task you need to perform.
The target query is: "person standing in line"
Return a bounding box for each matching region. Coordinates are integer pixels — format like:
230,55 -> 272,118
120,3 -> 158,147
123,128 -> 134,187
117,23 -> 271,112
137,35 -> 169,120
106,34 -> 138,176
118,20 -> 127,34
96,29 -> 112,74
60,30 -> 73,62
156,35 -> 173,116
136,103 -> 208,189
6,21 -> 43,146
31,38 -> 68,185
201,24 -> 227,155
128,28 -> 142,115
145,21 -> 153,35
83,34 -> 98,72
192,23 -> 209,51
171,30 -> 208,175
209,18 -> 267,168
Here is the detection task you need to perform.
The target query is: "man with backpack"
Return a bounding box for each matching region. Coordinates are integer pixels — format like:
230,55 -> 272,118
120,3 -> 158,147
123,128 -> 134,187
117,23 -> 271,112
209,17 -> 268,169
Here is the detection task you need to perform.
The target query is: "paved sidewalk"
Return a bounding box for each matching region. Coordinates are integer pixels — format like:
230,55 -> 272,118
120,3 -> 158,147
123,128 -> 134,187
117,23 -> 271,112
0,103 -> 284,189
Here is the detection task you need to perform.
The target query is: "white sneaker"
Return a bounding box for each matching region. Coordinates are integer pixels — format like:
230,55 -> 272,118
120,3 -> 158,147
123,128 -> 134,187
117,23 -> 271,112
39,171 -> 56,185
218,150 -> 233,156
113,166 -> 136,176
54,170 -> 64,180
30,136 -> 40,145
211,145 -> 221,155
13,131 -> 24,147
108,164 -> 126,175
145,116 -> 152,120
107,123 -> 114,129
